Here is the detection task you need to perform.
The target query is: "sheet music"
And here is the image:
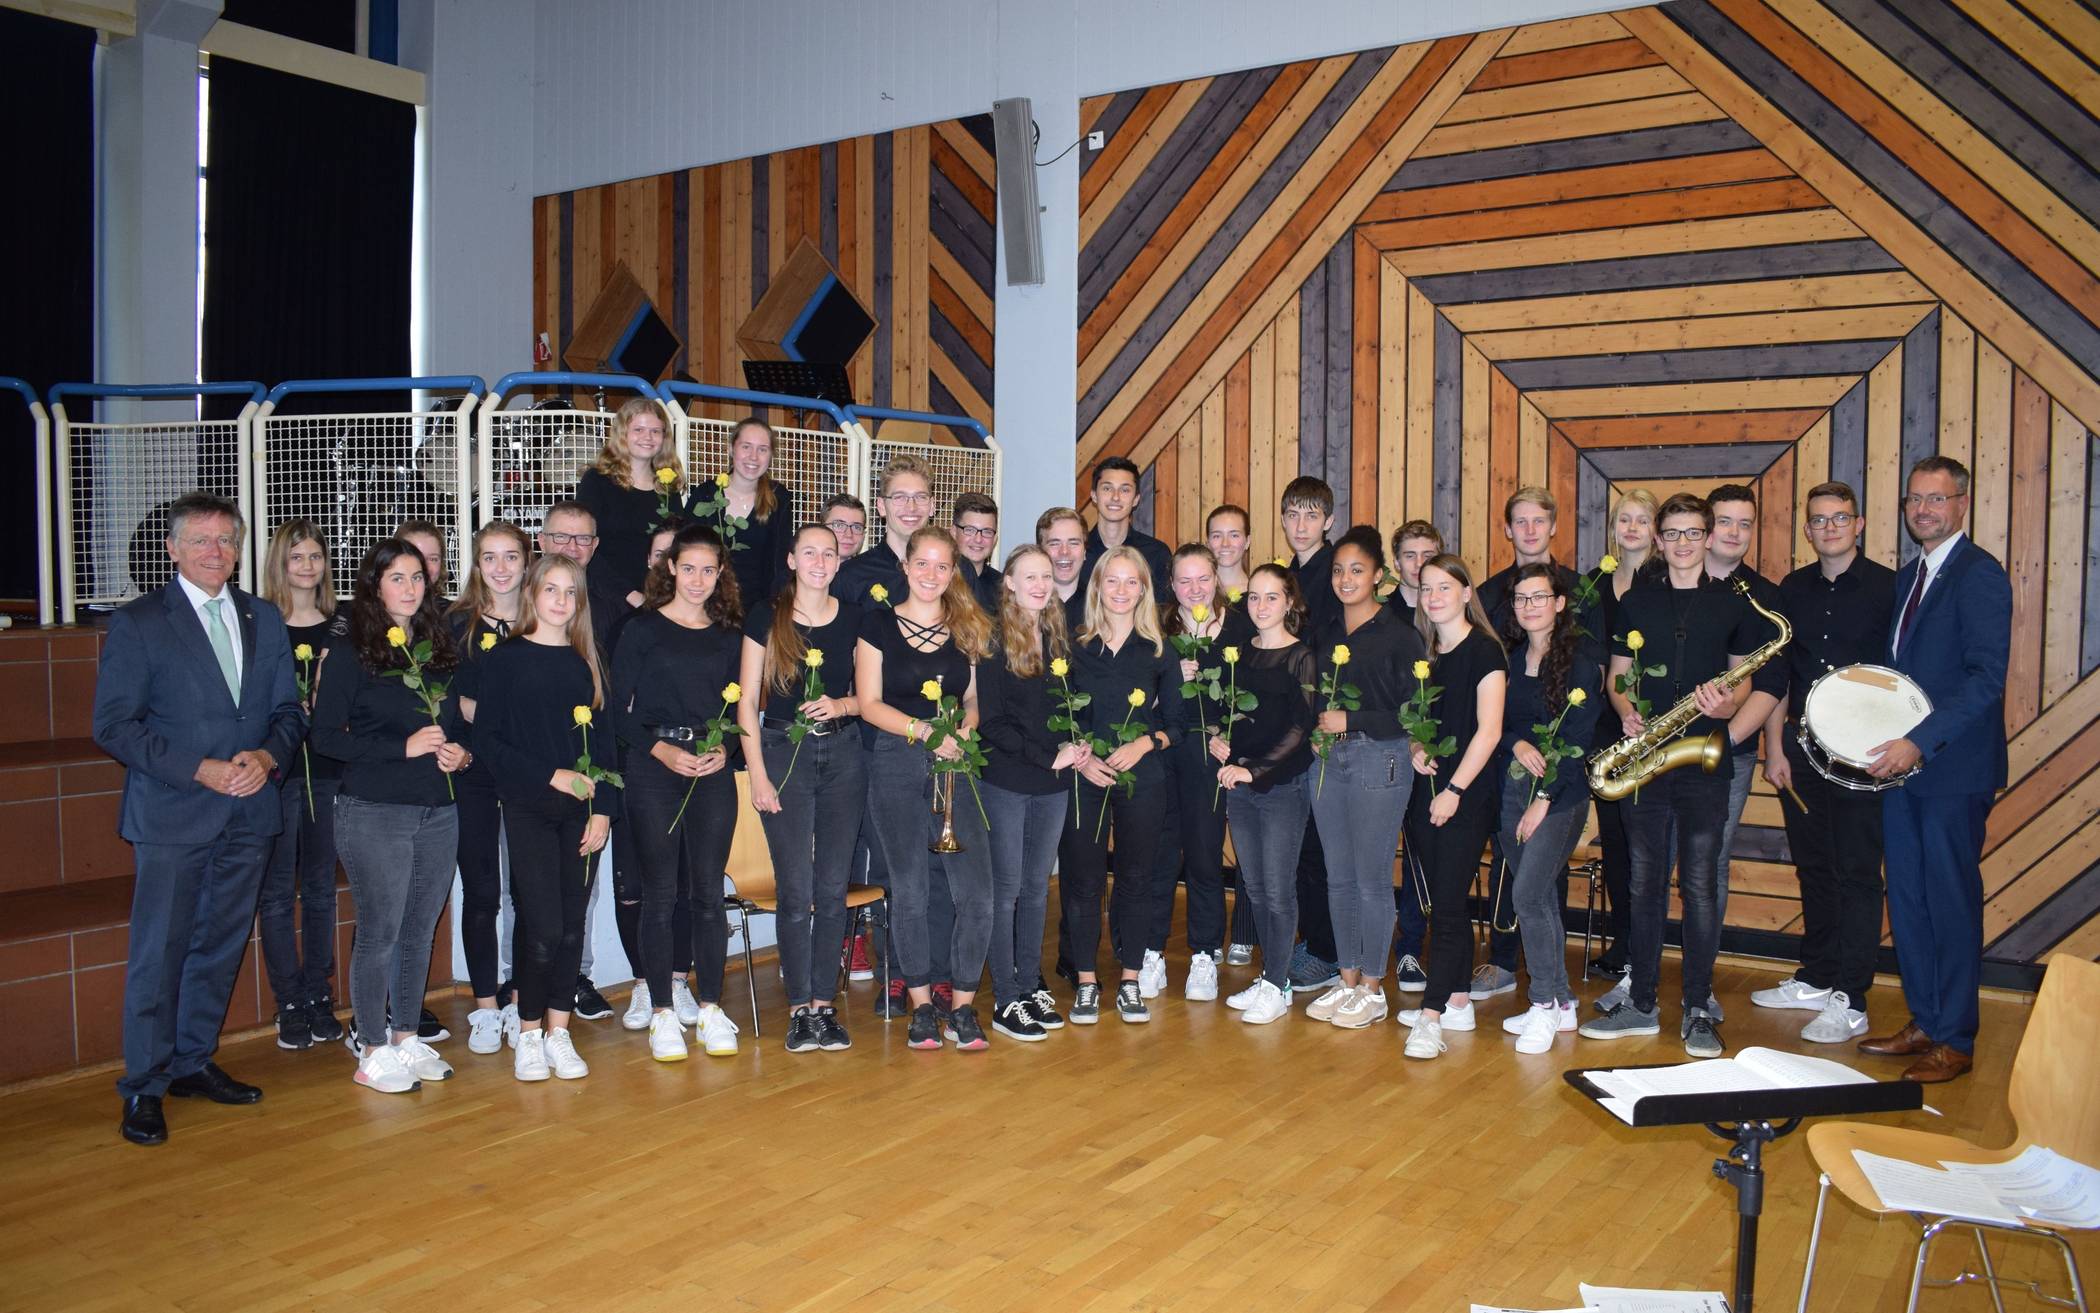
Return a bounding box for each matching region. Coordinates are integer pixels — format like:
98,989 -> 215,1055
1942,1146 -> 2100,1228
1576,1283 -> 1732,1312
1584,1047 -> 1871,1123
1853,1151 -> 2023,1224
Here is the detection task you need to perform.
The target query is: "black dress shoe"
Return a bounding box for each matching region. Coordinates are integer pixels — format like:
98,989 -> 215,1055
121,1094 -> 167,1146
166,1062 -> 262,1104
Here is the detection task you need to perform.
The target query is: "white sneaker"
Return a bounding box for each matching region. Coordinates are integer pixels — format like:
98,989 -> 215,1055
1799,992 -> 1869,1043
695,1003 -> 740,1056
1404,1015 -> 1446,1060
1513,1005 -> 1561,1055
670,977 -> 702,1026
1239,979 -> 1291,1025
395,1037 -> 453,1082
1397,1000 -> 1474,1031
1185,952 -> 1219,1001
1503,1002 -> 1558,1035
1305,982 -> 1355,1021
1226,979 -> 1266,1010
1139,950 -> 1166,1000
1333,984 -> 1387,1029
501,1002 -> 521,1049
1750,976 -> 1831,1012
354,1042 -> 420,1094
513,1029 -> 549,1081
467,1007 -> 504,1055
622,982 -> 653,1031
648,1010 -> 689,1062
1556,1000 -> 1578,1031
543,1026 -> 588,1079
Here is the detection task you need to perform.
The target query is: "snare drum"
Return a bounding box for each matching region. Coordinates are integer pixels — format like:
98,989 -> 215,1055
1797,664 -> 1934,791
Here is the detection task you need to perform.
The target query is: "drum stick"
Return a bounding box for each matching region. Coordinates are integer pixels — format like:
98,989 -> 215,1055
1784,784 -> 1809,814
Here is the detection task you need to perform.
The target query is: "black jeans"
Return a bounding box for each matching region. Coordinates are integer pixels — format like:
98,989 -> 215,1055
757,725 -> 866,1007
335,797 -> 459,1046
1406,783 -> 1498,1006
1225,776 -> 1310,988
1779,731 -> 1884,1001
621,762 -> 734,1005
454,767 -> 506,998
258,775 -> 339,1007
1148,734 -> 1230,954
1593,793 -> 1632,959
504,795 -> 593,1023
1623,767 -> 1730,1015
983,782 -> 1066,1008
863,734 -> 992,991
1294,809 -> 1335,962
1060,768 -> 1165,979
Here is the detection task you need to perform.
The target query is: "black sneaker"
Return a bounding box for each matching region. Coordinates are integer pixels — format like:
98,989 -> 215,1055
417,1008 -> 451,1043
572,977 -> 613,1021
812,1005 -> 852,1051
1116,980 -> 1150,1024
784,1010 -> 820,1053
1029,987 -> 1066,1030
274,1003 -> 313,1051
906,1002 -> 943,1049
945,1005 -> 989,1051
876,976 -> 907,1018
931,982 -> 955,1016
302,996 -> 345,1043
993,1000 -> 1047,1042
496,978 -> 516,1010
1069,983 -> 1100,1025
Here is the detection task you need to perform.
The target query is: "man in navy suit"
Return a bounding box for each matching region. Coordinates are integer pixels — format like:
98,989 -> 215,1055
1859,456 -> 2010,1084
93,492 -> 306,1143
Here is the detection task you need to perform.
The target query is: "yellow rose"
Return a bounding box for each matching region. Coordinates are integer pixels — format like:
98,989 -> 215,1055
1599,553 -> 1619,574
480,632 -> 497,651
572,706 -> 592,727
721,683 -> 742,704
1332,644 -> 1351,666
1272,555 -> 1289,568
1413,659 -> 1431,680
293,643 -> 314,662
920,679 -> 943,702
869,584 -> 889,603
1190,603 -> 1210,624
1627,630 -> 1645,652
386,626 -> 408,648
715,471 -> 731,488
1226,588 -> 1243,605
1050,657 -> 1069,678
1567,687 -> 1588,707
805,649 -> 824,669
1222,646 -> 1240,665
1127,688 -> 1147,709
656,466 -> 677,486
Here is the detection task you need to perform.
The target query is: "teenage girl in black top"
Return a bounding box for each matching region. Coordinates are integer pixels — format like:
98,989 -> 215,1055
576,395 -> 684,610
1400,554 -> 1508,1061
688,417 -> 795,603
1589,489 -> 1657,977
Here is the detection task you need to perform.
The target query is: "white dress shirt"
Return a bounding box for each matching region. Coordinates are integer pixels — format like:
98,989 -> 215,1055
176,571 -> 245,686
1891,530 -> 1964,658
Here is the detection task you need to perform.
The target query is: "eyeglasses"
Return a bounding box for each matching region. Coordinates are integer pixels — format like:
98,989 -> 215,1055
824,519 -> 865,536
1904,492 -> 1962,509
1511,593 -> 1557,609
1658,528 -> 1708,543
955,525 -> 997,541
887,491 -> 933,508
542,532 -> 598,548
1805,513 -> 1856,529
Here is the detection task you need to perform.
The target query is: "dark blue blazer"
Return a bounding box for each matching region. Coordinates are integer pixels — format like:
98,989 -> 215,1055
92,581 -> 307,845
1886,535 -> 2010,797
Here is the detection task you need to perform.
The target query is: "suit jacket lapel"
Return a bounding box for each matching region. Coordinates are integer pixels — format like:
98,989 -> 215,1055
164,581 -> 238,711
235,587 -> 259,707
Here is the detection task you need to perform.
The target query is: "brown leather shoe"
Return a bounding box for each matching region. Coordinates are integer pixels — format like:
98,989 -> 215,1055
1858,1019 -> 1933,1057
1901,1044 -> 1973,1084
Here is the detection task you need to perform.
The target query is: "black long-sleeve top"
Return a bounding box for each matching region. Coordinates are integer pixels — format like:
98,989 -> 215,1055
286,616 -> 344,782
978,642 -> 1066,796
742,597 -> 862,721
1221,640 -> 1316,791
1709,562 -> 1790,757
1293,540 -> 1341,635
609,610 -> 744,771
309,630 -> 467,807
1776,553 -> 1897,719
1480,558 -> 1607,663
833,540 -> 904,608
1610,573 -> 1766,781
575,466 -> 662,604
473,638 -> 622,819
688,479 -> 794,602
1496,645 -> 1603,814
1070,626 -> 1187,787
1162,601 -> 1251,735
1310,606 -> 1426,741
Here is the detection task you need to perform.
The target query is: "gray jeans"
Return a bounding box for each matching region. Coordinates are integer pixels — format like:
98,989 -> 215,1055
863,734 -> 993,991
335,796 -> 459,1046
1309,735 -> 1412,978
1716,749 -> 1756,928
1496,785 -> 1589,1007
982,783 -> 1066,1008
1225,776 -> 1311,989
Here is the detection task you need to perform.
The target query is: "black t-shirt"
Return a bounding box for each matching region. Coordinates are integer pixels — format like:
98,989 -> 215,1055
833,540 -> 904,608
285,615 -> 344,781
858,607 -> 972,721
1611,573 -> 1768,780
741,596 -> 863,721
1310,606 -> 1427,741
474,638 -> 622,819
1426,626 -> 1509,784
608,609 -> 744,768
688,478 -> 794,602
1082,525 -> 1173,596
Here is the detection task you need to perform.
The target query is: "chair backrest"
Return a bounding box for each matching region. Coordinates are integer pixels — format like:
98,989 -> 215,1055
724,772 -> 778,906
2008,953 -> 2100,1165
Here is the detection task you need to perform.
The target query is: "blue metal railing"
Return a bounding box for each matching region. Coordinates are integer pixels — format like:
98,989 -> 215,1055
488,370 -> 656,401
264,375 -> 487,406
659,380 -> 851,429
49,380 -> 268,410
843,404 -> 991,447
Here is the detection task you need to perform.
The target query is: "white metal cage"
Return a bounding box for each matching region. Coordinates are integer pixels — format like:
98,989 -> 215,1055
475,399 -> 622,537
861,430 -> 1003,545
676,411 -> 863,532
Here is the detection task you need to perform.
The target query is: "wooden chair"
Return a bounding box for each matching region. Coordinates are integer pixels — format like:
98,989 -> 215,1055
722,774 -> 887,1036
1796,952 -> 2098,1313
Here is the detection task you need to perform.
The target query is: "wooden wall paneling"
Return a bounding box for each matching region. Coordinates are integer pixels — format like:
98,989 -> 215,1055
1353,234 -> 1381,526
1154,419 -> 1180,540
1461,340 -> 1491,570
1248,318 -> 1277,562
1224,353 -> 1251,512
1198,379 -> 1225,538
1548,428 -> 1580,568
1496,12 -> 1630,57
1972,336 -> 2014,561
853,135 -> 877,407
1468,303 -> 1931,361
1388,211 -> 1865,278
1758,445 -> 1795,581
1366,147 -> 1793,225
1433,310 -> 1463,543
1405,284 -> 1436,522
534,195 -> 558,353
1438,64 -> 1693,125
1377,261 -> 1409,534
1557,410 -> 1826,448
1989,717 -> 2100,853
731,157 -> 754,376
1955,0 -> 2100,121
1323,240 -> 1354,521
1792,413 -> 1832,569
1488,365 -> 1519,574
1274,292 -> 1302,558
1939,306 -> 1976,467
1441,272 -> 1935,334
1863,346 -> 1904,567
1080,83 -> 1173,216
1080,80 -> 1209,244
1473,35 -> 1660,89
2047,404 -> 2090,702
2007,368 -> 2051,729
1529,376 -> 1854,419
1517,398 -> 1547,492
1411,91 -> 1725,158
1361,177 -> 1833,253
1982,770 -> 2100,923
2010,672 -> 2100,786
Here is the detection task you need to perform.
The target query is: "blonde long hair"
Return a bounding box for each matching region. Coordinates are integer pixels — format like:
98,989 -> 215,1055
903,525 -> 993,662
446,520 -> 530,622
511,554 -> 606,707
593,396 -> 682,491
1415,553 -> 1505,659
1079,545 -> 1166,656
261,518 -> 335,614
997,544 -> 1069,679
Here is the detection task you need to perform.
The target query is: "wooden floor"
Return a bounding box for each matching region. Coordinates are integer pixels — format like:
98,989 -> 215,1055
2,926 -> 2090,1313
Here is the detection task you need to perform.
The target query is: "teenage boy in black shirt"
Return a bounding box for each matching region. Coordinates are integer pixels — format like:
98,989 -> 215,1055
1080,457 -> 1173,595
954,491 -> 1003,615
1276,476 -> 1341,991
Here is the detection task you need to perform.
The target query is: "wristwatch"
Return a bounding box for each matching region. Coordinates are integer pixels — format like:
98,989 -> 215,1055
1446,781 -> 1465,796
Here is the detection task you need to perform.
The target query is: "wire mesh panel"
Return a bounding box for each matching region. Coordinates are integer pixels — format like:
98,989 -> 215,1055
682,417 -> 858,530
478,401 -> 618,536
256,400 -> 473,597
59,413 -> 246,609
865,435 -> 1001,543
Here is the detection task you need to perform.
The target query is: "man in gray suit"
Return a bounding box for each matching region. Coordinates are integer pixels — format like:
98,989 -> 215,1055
93,492 -> 306,1145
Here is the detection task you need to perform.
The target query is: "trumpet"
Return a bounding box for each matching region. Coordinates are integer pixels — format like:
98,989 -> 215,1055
1589,578 -> 1790,801
930,770 -> 963,853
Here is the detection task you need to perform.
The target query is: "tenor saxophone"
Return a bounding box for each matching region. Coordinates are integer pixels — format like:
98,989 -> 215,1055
1588,578 -> 1790,801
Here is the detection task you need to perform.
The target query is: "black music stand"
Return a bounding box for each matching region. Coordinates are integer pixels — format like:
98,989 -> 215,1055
1564,1065 -> 1923,1313
740,361 -> 855,421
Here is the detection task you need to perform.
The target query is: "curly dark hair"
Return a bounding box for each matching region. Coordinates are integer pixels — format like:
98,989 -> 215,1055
644,522 -> 744,628
1498,562 -> 1577,712
350,538 -> 460,675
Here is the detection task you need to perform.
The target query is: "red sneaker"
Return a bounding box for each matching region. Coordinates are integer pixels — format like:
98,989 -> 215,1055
845,931 -> 874,982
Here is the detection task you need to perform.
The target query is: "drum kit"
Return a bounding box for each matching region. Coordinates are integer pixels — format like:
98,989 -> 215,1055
1797,663 -> 1933,791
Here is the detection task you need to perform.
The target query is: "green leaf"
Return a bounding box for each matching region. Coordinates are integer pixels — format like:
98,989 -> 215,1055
601,769 -> 625,788
1234,692 -> 1257,711
1435,735 -> 1457,755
